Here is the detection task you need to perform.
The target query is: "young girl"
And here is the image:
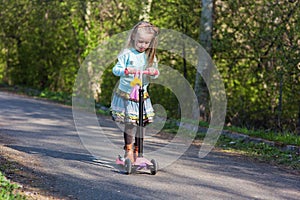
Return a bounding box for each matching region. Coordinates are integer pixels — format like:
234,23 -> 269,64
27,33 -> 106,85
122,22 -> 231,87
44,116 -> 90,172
111,21 -> 159,162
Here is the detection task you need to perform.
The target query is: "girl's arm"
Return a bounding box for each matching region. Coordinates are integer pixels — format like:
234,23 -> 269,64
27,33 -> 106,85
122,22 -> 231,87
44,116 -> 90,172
147,57 -> 159,79
112,53 -> 136,76
112,57 -> 126,77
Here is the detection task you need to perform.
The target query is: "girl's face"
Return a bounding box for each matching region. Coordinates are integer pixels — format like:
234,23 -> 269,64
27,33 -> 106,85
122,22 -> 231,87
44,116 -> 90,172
134,32 -> 154,53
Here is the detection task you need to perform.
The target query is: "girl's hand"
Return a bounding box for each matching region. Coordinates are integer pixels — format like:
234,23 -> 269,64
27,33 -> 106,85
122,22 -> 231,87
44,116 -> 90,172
124,67 -> 136,75
146,67 -> 158,76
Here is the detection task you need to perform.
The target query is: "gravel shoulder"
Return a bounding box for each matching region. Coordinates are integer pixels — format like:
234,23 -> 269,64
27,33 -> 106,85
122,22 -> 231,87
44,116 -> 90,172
0,135 -> 63,199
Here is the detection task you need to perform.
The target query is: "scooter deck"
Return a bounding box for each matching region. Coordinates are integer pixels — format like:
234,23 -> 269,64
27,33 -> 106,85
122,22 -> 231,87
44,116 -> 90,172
116,156 -> 153,167
116,154 -> 158,175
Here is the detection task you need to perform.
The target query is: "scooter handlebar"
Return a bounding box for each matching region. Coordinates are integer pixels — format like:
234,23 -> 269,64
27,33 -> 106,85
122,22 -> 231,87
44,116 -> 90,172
141,70 -> 158,75
125,68 -> 158,75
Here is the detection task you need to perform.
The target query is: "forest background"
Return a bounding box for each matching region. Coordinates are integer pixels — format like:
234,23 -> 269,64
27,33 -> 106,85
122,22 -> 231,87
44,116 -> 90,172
0,0 -> 299,134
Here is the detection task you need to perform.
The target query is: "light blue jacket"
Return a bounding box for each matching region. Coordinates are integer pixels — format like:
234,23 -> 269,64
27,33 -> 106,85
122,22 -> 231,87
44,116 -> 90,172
112,48 -> 159,94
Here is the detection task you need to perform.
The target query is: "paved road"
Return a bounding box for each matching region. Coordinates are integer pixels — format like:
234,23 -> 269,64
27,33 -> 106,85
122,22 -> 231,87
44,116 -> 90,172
0,91 -> 299,200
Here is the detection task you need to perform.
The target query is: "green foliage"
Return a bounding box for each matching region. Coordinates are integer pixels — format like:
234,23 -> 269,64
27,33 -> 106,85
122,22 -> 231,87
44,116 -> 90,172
39,89 -> 71,105
0,0 -> 299,133
214,0 -> 300,131
161,118 -> 300,169
225,126 -> 300,146
218,136 -> 300,170
99,66 -> 119,107
0,172 -> 26,200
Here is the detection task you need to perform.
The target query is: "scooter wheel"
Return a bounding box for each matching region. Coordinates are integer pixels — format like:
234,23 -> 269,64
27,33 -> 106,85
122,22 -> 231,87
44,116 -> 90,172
150,159 -> 158,175
125,158 -> 132,175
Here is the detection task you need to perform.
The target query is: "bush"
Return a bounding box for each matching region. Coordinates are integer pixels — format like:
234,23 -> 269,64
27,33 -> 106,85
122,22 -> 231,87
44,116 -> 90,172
0,172 -> 25,200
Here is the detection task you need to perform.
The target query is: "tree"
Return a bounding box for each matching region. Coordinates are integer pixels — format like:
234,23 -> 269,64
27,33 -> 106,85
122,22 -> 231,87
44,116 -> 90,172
194,0 -> 214,121
213,0 -> 300,132
0,0 -> 298,133
139,0 -> 153,21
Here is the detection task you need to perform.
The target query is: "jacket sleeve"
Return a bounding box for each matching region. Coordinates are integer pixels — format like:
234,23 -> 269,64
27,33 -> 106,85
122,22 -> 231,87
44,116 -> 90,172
112,54 -> 128,77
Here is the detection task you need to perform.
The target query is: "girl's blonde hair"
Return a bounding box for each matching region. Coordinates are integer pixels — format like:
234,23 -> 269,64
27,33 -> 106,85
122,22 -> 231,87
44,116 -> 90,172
126,21 -> 159,68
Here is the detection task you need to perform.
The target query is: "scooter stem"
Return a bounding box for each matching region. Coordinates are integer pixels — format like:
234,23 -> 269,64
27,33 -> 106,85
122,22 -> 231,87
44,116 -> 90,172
137,86 -> 144,157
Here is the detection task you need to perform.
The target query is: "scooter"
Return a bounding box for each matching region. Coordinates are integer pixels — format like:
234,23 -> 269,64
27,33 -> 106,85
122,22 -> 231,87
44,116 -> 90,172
116,70 -> 158,175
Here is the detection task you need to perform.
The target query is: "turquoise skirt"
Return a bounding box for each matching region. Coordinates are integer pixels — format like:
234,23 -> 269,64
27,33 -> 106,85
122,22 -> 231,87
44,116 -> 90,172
110,89 -> 155,126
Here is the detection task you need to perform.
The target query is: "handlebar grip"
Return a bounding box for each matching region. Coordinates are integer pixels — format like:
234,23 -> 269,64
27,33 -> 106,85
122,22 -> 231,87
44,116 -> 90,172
125,69 -> 158,75
142,70 -> 158,75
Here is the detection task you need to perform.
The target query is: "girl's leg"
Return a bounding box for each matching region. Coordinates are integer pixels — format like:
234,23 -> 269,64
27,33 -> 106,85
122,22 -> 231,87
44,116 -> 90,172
124,123 -> 134,145
124,123 -> 135,162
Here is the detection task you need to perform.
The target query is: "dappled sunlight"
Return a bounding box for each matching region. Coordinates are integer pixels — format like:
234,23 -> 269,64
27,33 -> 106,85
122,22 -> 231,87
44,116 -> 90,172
1,92 -> 299,199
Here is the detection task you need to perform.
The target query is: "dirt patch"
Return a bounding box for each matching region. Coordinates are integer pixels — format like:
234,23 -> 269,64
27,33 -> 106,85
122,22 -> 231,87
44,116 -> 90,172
0,134 -> 66,200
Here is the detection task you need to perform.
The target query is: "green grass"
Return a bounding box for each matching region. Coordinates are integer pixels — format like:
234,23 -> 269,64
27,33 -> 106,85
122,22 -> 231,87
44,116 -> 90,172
39,89 -> 71,105
194,120 -> 300,146
217,135 -> 300,171
160,118 -> 300,146
0,172 -> 26,200
225,126 -> 300,146
162,119 -> 300,171
95,103 -> 111,116
0,84 -> 72,105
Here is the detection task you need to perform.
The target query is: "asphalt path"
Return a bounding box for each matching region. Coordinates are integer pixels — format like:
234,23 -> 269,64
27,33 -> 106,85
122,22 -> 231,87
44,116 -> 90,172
0,91 -> 299,200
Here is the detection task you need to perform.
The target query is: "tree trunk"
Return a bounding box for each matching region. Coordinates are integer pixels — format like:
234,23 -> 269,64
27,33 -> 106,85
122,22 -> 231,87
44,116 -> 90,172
83,1 -> 101,101
194,0 -> 213,121
277,72 -> 283,131
139,0 -> 153,21
297,101 -> 300,135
